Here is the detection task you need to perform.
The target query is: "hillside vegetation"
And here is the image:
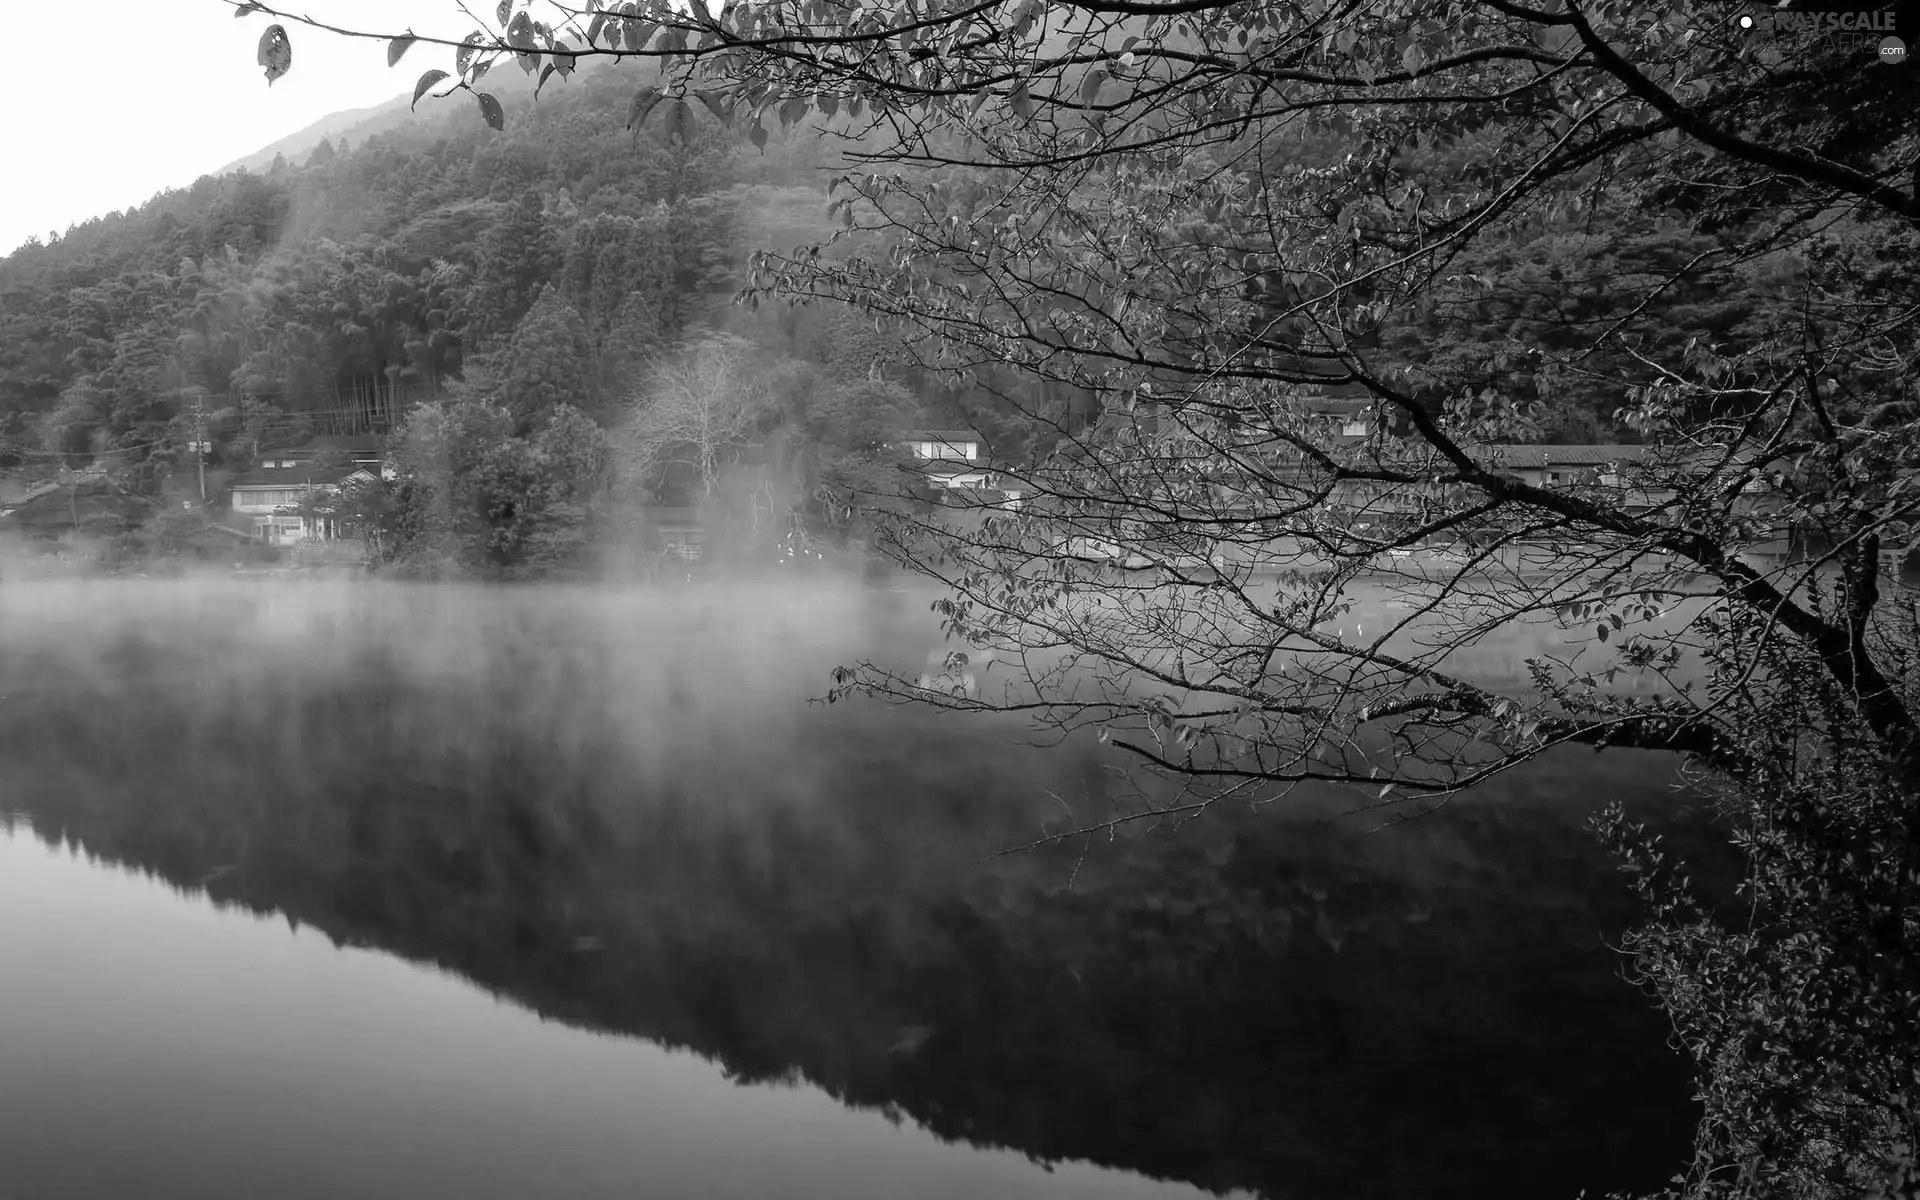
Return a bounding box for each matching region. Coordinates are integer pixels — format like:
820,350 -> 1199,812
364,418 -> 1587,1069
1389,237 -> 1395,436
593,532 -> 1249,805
0,46 -> 1713,579
0,62 -> 1015,575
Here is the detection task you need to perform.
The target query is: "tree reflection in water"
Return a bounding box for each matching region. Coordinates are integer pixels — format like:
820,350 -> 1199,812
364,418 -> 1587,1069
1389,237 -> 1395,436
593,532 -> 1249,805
0,582 -> 1717,1200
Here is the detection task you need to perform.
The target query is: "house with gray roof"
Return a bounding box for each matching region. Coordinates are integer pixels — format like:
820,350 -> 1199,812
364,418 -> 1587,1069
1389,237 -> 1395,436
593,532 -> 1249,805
227,461 -> 379,547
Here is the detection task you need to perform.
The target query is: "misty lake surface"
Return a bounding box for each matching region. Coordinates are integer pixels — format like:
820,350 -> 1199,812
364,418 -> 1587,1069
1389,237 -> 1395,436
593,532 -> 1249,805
0,579 -> 1712,1200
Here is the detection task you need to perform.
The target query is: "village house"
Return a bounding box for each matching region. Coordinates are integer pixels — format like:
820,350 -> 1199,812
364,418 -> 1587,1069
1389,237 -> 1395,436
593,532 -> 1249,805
1184,411 -> 1803,569
0,478 -> 64,522
897,428 -> 1026,508
0,474 -> 157,544
256,433 -> 392,477
1472,442 -> 1782,518
900,428 -> 989,486
1205,397 -> 1386,520
222,434 -> 391,547
226,461 -> 379,547
1471,443 -> 1653,491
647,505 -> 705,562
1457,441 -> 1799,560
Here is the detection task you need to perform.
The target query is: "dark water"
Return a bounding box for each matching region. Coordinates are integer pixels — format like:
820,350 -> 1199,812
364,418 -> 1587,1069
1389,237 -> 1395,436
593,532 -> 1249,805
0,580 -> 1712,1200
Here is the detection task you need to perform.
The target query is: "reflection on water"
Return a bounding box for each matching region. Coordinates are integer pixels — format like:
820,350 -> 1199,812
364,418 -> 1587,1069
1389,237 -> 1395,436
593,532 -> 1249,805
0,827 -> 1225,1200
0,580 -> 1713,1200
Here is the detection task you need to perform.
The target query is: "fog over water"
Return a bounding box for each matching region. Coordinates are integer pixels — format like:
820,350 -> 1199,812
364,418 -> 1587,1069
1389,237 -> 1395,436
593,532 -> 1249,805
0,576 -> 1720,1200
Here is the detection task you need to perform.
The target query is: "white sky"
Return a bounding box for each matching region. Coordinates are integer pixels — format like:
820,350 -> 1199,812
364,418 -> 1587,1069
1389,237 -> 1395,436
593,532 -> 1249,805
0,0 -> 476,257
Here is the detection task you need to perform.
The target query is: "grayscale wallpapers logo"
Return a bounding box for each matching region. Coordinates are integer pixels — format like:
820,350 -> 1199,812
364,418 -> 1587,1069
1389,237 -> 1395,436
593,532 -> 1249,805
1736,6 -> 1906,63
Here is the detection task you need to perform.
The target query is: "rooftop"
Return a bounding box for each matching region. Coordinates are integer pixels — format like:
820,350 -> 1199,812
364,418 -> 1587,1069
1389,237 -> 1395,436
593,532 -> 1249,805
230,464 -> 368,488
0,479 -> 158,529
1471,444 -> 1651,469
900,429 -> 985,445
1296,396 -> 1376,417
277,433 -> 386,456
0,480 -> 64,508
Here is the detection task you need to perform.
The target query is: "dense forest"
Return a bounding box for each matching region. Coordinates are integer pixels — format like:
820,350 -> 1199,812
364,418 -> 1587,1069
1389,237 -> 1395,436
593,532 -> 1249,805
0,62 -> 1057,575
0,48 -> 1766,578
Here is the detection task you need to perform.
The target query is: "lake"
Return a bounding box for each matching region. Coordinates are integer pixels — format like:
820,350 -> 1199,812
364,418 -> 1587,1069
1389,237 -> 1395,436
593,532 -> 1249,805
0,578 -> 1716,1199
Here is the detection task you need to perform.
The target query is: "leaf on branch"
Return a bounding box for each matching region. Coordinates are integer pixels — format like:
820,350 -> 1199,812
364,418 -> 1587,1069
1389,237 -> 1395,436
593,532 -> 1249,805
412,69 -> 450,109
508,11 -> 539,71
778,97 -> 809,128
551,43 -> 576,75
257,24 -> 292,85
386,35 -> 417,67
662,97 -> 693,145
456,31 -> 485,74
536,62 -> 558,95
476,91 -> 505,131
234,1 -> 263,16
496,0 -> 512,25
1597,623 -> 1610,644
1079,67 -> 1106,107
1009,82 -> 1034,121
695,90 -> 734,126
627,85 -> 664,130
747,120 -> 768,151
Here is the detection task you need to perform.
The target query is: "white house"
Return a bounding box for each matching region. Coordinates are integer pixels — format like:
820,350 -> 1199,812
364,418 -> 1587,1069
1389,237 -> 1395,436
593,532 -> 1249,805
228,463 -> 377,546
900,429 -> 987,482
898,428 -> 1026,508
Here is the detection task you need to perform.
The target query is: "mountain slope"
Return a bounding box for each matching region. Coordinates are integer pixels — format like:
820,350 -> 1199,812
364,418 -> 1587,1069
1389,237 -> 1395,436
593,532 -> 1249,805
217,93 -> 415,175
218,62 -> 560,176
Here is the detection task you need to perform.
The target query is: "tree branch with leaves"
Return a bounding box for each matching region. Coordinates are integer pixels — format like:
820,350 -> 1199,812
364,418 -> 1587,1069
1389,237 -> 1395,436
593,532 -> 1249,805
234,1 -> 1919,1190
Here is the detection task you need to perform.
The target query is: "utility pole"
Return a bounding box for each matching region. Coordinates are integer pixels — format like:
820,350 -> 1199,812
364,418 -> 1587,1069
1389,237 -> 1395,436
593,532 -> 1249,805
194,391 -> 207,504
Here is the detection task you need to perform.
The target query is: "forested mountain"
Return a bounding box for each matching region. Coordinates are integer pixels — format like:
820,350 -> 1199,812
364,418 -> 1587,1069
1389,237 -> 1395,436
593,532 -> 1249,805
0,74 -> 780,565
0,61 -> 759,450
0,61 -> 1095,576
0,39 -> 1860,577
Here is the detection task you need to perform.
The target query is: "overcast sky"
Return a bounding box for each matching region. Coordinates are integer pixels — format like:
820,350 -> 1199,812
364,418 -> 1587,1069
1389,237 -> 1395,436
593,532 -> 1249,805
0,0 -> 473,257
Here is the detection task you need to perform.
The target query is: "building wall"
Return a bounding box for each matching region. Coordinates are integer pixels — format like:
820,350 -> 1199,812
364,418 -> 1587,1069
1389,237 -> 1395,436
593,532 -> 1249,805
928,471 -> 991,489
656,526 -> 704,561
908,440 -> 979,461
249,515 -> 310,546
232,475 -> 375,544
